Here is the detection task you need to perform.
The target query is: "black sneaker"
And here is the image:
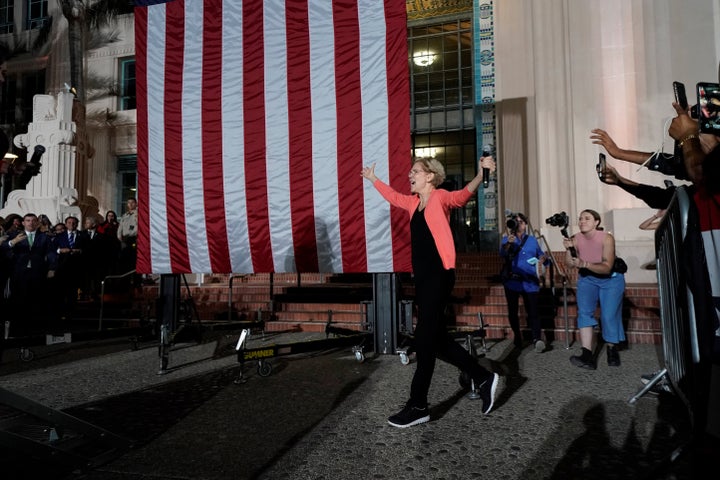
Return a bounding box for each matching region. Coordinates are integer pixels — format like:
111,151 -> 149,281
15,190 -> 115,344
570,349 -> 596,370
387,402 -> 430,428
478,373 -> 499,414
648,382 -> 673,395
607,345 -> 620,367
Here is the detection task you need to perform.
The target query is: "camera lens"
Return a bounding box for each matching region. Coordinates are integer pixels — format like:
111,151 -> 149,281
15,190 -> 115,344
506,218 -> 518,231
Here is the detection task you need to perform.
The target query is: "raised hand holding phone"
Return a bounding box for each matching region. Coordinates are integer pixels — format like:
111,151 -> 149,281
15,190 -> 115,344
673,81 -> 688,110
596,153 -> 606,179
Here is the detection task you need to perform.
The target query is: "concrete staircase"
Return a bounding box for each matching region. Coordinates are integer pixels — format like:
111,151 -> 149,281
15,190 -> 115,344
150,251 -> 662,346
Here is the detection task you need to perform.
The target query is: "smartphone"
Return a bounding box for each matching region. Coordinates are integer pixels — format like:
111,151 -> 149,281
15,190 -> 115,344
596,153 -> 606,179
697,82 -> 720,133
673,81 -> 688,110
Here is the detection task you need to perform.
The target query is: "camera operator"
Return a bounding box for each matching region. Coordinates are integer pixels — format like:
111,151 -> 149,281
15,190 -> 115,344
563,209 -> 626,370
500,213 -> 549,352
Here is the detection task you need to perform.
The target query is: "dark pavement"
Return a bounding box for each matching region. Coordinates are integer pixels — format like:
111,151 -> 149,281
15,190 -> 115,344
0,328 -> 717,479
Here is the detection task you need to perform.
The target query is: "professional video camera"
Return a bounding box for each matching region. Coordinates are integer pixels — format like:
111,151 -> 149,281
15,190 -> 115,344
545,211 -> 568,229
545,211 -> 576,257
17,145 -> 46,188
505,211 -> 519,234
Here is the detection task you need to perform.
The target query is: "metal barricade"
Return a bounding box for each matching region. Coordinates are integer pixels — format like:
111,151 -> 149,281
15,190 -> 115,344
630,186 -> 709,433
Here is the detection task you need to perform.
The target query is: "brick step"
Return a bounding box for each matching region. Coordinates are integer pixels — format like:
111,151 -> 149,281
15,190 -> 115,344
265,320 -> 364,333
140,250 -> 663,343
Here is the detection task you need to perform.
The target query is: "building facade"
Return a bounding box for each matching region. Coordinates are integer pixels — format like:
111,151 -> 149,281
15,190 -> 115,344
1,0 -> 719,279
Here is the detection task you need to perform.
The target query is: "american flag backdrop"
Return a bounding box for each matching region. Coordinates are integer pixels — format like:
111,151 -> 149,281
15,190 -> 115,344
134,0 -> 412,274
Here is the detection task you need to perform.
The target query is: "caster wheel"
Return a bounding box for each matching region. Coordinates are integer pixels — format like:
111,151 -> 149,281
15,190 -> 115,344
399,352 -> 409,365
257,360 -> 273,377
19,348 -> 34,362
354,350 -> 365,363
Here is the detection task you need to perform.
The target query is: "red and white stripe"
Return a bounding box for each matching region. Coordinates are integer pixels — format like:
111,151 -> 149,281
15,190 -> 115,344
135,0 -> 411,274
696,189 -> 720,302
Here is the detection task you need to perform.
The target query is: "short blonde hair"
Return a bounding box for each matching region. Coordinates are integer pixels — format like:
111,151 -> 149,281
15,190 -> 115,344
414,158 -> 446,187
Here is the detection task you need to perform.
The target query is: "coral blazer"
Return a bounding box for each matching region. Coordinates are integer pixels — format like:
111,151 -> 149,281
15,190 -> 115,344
373,179 -> 473,270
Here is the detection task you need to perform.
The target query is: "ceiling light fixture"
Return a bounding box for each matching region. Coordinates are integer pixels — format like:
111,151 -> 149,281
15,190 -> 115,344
413,50 -> 436,67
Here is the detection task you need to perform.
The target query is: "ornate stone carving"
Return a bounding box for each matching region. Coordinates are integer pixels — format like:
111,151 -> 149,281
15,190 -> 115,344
406,0 -> 473,21
0,92 -> 83,224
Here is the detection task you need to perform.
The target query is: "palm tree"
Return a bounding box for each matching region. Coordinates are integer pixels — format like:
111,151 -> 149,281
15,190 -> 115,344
32,1 -> 133,213
55,0 -> 134,103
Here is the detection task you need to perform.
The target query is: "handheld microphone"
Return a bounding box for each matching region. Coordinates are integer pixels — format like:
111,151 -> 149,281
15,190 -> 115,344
482,146 -> 491,188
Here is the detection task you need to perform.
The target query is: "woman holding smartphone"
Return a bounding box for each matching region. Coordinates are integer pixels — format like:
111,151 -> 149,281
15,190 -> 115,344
564,209 -> 626,369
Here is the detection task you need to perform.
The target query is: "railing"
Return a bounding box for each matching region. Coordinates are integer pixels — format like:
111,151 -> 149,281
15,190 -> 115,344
227,274 -> 247,322
98,270 -> 137,331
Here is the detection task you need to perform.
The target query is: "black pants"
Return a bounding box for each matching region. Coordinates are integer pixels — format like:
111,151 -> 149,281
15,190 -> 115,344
503,286 -> 541,342
410,268 -> 492,407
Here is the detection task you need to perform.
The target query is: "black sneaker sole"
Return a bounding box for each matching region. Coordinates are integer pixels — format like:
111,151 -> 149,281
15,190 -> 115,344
387,415 -> 430,428
481,373 -> 499,414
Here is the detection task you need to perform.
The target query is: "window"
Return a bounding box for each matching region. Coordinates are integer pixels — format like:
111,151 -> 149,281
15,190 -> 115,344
21,70 -> 44,123
0,0 -> 14,34
27,0 -> 48,30
117,155 -> 137,213
409,20 -> 474,130
119,58 -> 136,110
0,74 -> 16,125
0,70 -> 46,128
408,18 -> 476,250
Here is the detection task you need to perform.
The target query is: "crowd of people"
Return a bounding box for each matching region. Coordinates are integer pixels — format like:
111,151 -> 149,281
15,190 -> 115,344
588,87 -> 720,404
0,199 -> 139,339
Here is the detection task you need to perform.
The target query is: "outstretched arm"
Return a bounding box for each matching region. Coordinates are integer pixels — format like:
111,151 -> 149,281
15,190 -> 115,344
590,128 -> 655,165
638,209 -> 666,230
598,163 -> 637,187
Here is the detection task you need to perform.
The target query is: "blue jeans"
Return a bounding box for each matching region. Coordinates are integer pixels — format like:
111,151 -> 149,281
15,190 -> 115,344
576,273 -> 626,344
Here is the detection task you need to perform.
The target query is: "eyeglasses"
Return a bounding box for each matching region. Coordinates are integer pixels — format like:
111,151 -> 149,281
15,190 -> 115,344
409,169 -> 429,175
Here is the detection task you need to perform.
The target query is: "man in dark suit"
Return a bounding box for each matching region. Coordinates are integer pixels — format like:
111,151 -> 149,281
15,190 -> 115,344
53,215 -> 87,321
1,213 -> 57,337
81,215 -> 105,301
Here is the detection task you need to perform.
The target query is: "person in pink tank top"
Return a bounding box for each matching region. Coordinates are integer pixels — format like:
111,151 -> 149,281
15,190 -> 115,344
563,209 -> 626,369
